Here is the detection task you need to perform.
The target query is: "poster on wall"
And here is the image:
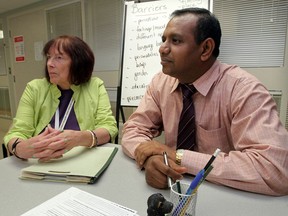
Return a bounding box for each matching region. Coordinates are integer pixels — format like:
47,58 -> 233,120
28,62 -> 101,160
14,35 -> 25,62
34,41 -> 43,61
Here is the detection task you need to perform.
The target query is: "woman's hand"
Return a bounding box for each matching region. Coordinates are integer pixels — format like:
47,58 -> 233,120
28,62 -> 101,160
12,126 -> 62,159
14,125 -> 108,162
31,126 -> 87,161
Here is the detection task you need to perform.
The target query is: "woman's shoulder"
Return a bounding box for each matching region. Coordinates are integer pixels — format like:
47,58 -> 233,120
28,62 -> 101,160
22,78 -> 55,100
81,77 -> 105,90
75,77 -> 105,94
27,78 -> 50,89
88,76 -> 104,85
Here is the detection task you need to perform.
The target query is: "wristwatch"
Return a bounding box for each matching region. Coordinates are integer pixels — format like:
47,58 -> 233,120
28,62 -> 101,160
175,149 -> 184,165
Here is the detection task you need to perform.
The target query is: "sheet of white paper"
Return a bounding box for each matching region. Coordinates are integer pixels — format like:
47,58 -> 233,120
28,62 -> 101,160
34,41 -> 43,61
21,187 -> 138,216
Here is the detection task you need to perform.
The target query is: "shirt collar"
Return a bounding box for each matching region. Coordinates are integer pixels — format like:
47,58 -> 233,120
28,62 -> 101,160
171,79 -> 180,93
170,60 -> 220,96
193,60 -> 220,96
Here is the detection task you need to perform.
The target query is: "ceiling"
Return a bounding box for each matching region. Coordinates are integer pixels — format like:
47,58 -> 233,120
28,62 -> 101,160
0,0 -> 44,15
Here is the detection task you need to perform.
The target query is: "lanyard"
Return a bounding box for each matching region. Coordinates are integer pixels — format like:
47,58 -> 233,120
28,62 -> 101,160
55,98 -> 74,130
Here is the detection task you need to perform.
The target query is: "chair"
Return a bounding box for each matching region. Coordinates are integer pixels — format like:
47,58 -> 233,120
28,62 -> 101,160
2,143 -> 8,158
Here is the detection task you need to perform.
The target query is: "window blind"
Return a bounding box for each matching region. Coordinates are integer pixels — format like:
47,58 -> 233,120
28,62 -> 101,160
87,0 -> 123,71
213,0 -> 288,68
46,2 -> 82,40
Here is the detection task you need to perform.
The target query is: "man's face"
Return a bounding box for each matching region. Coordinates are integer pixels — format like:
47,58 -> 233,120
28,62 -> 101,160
159,14 -> 203,83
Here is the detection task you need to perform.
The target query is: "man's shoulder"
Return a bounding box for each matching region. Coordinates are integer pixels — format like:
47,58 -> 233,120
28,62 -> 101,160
220,63 -> 258,81
218,63 -> 268,97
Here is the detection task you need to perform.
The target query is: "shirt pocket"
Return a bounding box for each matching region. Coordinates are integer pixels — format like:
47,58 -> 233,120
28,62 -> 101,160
196,125 -> 231,154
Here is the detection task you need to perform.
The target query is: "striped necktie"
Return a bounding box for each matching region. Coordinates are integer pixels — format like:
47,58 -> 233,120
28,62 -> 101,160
177,84 -> 197,150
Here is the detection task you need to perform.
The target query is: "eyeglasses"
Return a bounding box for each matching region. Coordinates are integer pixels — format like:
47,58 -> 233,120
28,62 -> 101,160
46,54 -> 70,63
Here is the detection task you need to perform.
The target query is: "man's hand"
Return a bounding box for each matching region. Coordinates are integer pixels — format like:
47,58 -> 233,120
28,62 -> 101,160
135,140 -> 177,169
143,154 -> 187,189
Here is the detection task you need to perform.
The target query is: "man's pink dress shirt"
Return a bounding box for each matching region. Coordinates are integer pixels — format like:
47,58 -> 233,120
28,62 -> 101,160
122,60 -> 288,196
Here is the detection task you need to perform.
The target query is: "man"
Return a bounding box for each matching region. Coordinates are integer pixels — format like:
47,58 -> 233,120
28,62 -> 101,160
121,8 -> 288,196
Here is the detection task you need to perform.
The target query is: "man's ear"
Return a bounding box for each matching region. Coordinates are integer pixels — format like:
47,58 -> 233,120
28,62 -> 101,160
200,38 -> 215,61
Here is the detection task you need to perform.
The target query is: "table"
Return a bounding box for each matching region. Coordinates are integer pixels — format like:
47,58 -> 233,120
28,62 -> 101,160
0,144 -> 287,216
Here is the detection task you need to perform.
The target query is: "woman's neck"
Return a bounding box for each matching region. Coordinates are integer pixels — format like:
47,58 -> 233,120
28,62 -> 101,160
57,84 -> 71,90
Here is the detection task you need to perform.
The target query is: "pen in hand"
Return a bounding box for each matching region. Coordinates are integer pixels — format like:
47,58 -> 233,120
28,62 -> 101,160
163,151 -> 173,188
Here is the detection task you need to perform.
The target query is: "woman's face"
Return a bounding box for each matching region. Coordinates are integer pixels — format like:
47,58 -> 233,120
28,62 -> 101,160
46,46 -> 72,89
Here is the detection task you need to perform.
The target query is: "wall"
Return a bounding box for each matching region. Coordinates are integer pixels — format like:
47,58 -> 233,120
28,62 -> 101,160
0,0 -> 287,144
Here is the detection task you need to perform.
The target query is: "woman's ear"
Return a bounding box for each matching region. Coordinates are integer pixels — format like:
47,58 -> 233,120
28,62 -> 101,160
200,38 -> 215,61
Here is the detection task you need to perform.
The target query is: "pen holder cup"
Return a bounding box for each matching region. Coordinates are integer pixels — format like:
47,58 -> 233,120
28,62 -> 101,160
169,182 -> 198,216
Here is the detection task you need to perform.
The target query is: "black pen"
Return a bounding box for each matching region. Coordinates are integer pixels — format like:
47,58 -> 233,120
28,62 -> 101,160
204,148 -> 221,171
176,180 -> 182,194
163,151 -> 173,188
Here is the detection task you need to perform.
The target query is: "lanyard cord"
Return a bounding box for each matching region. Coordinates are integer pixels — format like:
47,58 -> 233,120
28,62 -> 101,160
55,98 -> 74,131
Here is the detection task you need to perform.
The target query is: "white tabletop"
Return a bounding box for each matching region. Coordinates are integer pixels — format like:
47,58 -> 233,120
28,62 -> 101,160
0,144 -> 287,216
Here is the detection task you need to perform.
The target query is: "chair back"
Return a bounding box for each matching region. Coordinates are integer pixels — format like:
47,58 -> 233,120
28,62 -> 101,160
2,143 -> 8,158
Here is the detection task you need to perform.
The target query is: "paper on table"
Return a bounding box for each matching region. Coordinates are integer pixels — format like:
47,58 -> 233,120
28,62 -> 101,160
21,187 -> 139,216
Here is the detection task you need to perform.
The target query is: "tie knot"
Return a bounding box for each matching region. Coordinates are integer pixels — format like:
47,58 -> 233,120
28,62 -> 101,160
180,84 -> 196,99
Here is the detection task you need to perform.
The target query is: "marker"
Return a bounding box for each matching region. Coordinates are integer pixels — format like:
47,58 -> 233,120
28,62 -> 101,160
203,148 -> 221,171
163,151 -> 173,188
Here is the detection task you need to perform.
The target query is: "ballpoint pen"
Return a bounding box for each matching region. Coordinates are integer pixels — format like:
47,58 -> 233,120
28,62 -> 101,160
172,169 -> 204,216
185,169 -> 205,195
163,151 -> 173,188
172,149 -> 221,216
186,148 -> 220,195
179,168 -> 214,216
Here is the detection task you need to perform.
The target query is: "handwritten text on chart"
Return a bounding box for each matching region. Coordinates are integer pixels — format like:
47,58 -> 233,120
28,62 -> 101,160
121,0 -> 209,106
131,4 -> 168,15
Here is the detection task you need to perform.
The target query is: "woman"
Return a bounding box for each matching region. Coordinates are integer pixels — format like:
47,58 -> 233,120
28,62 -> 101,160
4,35 -> 118,161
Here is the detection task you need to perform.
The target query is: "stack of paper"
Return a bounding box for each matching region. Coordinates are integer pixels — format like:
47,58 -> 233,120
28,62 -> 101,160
20,146 -> 118,184
21,187 -> 139,216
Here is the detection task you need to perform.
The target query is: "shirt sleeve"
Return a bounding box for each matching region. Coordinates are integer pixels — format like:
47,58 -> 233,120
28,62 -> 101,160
3,82 -> 37,146
121,76 -> 164,158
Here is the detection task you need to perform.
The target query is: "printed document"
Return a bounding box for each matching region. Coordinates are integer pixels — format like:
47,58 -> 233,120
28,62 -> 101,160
21,187 -> 138,216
